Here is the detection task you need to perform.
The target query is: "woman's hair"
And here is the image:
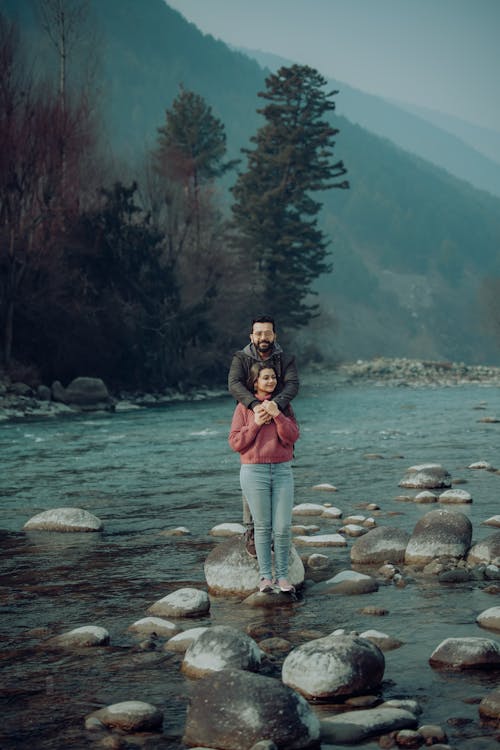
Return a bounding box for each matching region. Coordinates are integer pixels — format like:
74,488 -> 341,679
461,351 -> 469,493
246,361 -> 278,393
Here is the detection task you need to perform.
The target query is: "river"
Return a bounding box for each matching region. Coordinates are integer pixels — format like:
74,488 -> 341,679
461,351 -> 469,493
1,374 -> 499,749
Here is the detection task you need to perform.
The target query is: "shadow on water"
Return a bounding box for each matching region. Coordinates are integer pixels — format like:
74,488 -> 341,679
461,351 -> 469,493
1,385 -> 500,748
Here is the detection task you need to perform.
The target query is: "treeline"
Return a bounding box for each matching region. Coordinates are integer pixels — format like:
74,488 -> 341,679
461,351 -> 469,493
0,9 -> 347,391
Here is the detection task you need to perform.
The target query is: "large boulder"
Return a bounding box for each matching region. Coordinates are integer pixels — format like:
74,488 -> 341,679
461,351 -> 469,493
204,535 -> 304,595
64,377 -> 112,411
350,526 -> 409,565
404,509 -> 472,565
429,637 -> 500,670
399,463 -> 451,489
476,607 -> 500,633
181,625 -> 261,678
282,632 -> 384,700
467,531 -> 500,566
183,669 -> 320,750
23,507 -> 103,532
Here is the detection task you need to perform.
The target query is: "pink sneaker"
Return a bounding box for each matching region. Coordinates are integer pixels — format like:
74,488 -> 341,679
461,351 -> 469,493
277,578 -> 295,593
258,578 -> 274,593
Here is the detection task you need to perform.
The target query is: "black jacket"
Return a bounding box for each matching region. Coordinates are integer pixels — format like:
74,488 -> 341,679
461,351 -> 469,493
228,343 -> 299,412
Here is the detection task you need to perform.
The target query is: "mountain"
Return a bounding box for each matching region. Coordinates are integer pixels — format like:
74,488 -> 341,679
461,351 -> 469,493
3,0 -> 500,366
245,48 -> 500,199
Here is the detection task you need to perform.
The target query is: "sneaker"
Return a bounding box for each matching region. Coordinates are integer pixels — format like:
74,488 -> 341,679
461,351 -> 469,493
244,527 -> 257,558
258,578 -> 274,593
276,578 -> 295,593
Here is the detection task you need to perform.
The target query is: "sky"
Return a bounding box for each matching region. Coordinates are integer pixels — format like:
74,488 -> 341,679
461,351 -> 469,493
165,0 -> 500,134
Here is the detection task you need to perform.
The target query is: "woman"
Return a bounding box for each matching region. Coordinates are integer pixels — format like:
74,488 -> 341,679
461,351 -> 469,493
229,361 -> 299,593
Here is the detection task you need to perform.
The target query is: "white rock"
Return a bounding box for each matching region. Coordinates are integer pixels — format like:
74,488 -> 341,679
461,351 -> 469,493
148,587 -> 210,618
438,489 -> 472,504
292,503 -> 328,516
85,700 -> 163,731
181,625 -> 261,678
23,507 -> 103,532
50,625 -> 109,648
128,617 -> 180,637
476,606 -> 500,633
209,522 -> 246,537
312,483 -> 338,491
165,627 -> 208,653
321,507 -> 343,518
483,515 -> 500,528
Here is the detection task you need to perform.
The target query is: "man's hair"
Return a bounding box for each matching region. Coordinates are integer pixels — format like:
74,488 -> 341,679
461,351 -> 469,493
251,315 -> 275,332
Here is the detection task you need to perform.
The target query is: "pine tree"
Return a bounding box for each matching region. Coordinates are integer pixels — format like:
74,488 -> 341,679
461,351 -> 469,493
231,64 -> 348,330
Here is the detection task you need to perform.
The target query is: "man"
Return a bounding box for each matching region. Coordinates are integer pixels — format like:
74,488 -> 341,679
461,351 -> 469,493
228,315 -> 299,556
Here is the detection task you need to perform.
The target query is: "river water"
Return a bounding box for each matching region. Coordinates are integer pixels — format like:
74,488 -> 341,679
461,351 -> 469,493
1,373 -> 499,749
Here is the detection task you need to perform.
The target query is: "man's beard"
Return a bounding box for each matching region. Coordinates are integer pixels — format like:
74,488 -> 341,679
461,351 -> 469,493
257,341 -> 272,353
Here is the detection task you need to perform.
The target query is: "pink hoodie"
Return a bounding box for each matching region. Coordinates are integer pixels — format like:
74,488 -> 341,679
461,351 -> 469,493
228,400 -> 299,464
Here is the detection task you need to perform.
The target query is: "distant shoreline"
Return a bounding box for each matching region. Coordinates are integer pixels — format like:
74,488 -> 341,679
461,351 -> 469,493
2,356 -> 500,422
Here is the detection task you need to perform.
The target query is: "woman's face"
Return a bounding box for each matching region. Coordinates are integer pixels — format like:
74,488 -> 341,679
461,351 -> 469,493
255,367 -> 277,395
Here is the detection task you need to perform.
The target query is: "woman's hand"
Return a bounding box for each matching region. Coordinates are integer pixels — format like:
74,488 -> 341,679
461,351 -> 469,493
260,400 -> 280,418
253,403 -> 272,425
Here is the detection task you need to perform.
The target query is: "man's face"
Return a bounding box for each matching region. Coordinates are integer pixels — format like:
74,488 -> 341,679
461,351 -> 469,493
250,322 -> 276,356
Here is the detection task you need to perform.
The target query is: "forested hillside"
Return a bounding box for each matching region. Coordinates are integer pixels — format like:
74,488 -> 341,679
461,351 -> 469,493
2,0 -> 500,391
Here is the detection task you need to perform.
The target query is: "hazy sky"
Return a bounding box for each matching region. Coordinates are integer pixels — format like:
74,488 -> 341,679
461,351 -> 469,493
166,0 -> 500,134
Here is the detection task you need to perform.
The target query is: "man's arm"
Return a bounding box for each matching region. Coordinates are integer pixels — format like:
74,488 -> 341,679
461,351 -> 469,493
273,354 -> 299,412
228,352 -> 259,410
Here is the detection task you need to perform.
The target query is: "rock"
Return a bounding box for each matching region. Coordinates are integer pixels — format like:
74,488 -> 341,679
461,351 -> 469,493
468,460 -> 495,470
48,625 -> 110,648
165,627 -> 208,653
51,380 -> 68,402
306,553 -> 331,570
291,524 -> 321,534
36,384 -> 52,401
438,489 -> 472,504
414,491 -> 438,503
203,535 -> 304,595
394,728 -> 423,747
404,509 -> 472,565
85,701 -> 163,732
23,507 -> 103,532
10,381 -> 33,396
183,668 -> 320,750
293,534 -> 347,547
359,629 -> 403,651
315,570 -> 379,595
341,524 -> 368,537
351,526 -> 410,565
160,526 -> 191,536
479,687 -> 500,722
429,636 -> 500,669
399,464 -> 451,489
417,724 -> 448,744
476,606 -> 500,633
127,617 -> 180,638
258,637 -> 293,655
282,632 -> 384,700
381,699 -> 423,715
321,506 -> 342,518
292,503 -> 328,516
209,522 -> 246,536
312,483 -> 337,491
319,707 -> 417,744
147,587 -> 210,618
181,625 -> 261,678
64,376 -> 112,409
467,531 -> 500,565
483,515 -> 500,528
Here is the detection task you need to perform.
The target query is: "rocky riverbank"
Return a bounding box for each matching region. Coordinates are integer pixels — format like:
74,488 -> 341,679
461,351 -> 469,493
1,357 -> 500,422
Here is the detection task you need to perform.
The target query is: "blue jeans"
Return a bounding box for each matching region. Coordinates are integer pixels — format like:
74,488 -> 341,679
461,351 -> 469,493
240,462 -> 294,581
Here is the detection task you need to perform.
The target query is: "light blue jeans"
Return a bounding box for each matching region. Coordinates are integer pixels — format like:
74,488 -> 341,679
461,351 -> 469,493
240,461 -> 294,581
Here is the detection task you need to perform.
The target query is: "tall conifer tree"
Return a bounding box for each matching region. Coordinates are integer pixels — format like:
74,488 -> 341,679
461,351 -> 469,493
231,64 -> 348,329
